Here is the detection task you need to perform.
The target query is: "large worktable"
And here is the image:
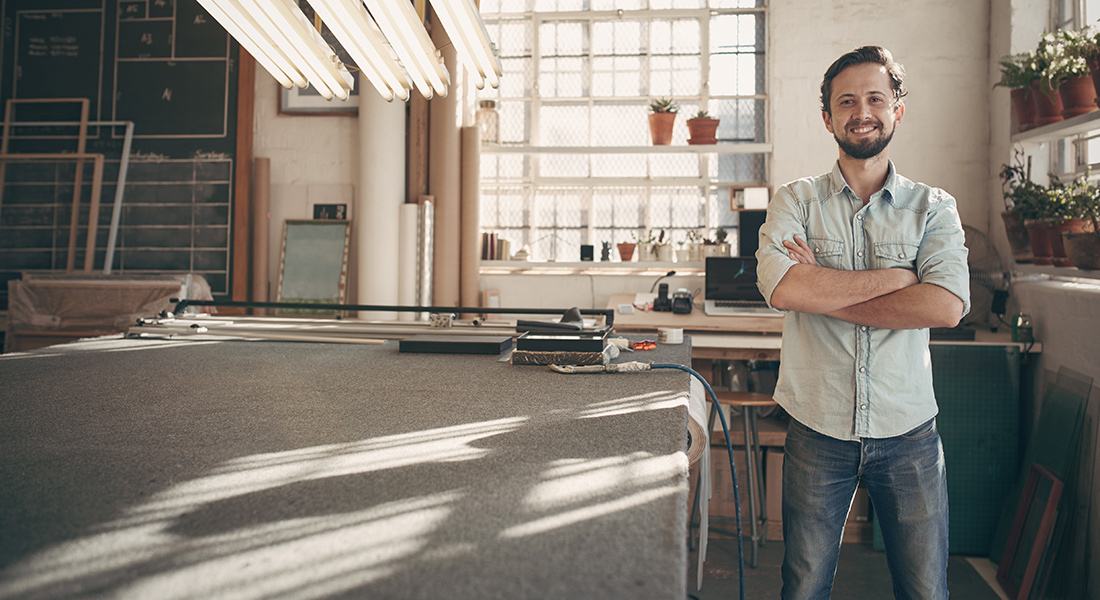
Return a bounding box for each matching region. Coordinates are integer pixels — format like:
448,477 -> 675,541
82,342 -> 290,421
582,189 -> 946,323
0,332 -> 697,599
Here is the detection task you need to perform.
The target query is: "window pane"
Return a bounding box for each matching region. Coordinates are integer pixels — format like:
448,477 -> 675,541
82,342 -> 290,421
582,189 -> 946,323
539,103 -> 590,146
477,3 -> 768,262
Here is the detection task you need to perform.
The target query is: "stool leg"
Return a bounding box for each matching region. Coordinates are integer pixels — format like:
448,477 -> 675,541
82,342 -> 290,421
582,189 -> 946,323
750,407 -> 767,547
742,407 -> 759,568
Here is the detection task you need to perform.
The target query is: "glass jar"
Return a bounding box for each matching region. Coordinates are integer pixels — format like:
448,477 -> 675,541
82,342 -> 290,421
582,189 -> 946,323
475,99 -> 499,145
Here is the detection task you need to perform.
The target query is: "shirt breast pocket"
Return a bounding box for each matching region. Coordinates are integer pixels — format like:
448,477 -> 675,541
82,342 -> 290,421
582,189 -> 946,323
806,237 -> 845,269
873,241 -> 920,270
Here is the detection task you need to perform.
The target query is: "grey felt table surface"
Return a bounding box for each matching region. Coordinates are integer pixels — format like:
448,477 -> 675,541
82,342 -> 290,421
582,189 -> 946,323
0,334 -> 694,600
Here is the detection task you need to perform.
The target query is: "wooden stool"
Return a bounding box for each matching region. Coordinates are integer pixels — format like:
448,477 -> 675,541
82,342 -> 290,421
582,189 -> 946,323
691,391 -> 777,568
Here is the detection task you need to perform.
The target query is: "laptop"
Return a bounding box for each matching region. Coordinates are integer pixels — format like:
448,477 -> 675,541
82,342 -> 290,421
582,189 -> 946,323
704,256 -> 780,317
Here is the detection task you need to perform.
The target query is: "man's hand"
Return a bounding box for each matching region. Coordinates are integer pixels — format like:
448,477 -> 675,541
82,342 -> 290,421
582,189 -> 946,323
784,236 -> 817,265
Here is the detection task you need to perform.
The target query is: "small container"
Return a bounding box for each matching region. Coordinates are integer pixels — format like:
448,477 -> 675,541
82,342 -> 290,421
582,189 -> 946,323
475,99 -> 499,144
1011,313 -> 1033,343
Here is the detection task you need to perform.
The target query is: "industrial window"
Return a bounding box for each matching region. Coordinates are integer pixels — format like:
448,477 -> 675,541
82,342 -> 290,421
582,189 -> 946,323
475,0 -> 768,262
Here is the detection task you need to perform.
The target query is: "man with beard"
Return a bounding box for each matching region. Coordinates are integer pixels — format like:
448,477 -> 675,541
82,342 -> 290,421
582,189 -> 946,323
755,46 -> 970,599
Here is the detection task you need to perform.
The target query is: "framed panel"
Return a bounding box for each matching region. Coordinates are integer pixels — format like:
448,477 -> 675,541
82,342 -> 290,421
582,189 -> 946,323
276,220 -> 351,314
997,463 -> 1065,600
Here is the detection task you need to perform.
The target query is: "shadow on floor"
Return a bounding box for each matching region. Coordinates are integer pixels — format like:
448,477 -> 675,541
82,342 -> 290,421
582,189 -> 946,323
688,538 -> 1005,599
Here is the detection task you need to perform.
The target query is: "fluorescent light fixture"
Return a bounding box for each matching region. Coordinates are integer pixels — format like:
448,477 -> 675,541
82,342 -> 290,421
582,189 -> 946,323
199,0 -> 500,102
362,0 -> 450,99
308,0 -> 412,102
196,0 -> 302,89
428,0 -> 501,89
240,0 -> 353,101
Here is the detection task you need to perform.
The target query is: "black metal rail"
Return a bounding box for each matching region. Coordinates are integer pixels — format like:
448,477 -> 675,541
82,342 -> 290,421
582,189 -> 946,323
170,299 -> 615,329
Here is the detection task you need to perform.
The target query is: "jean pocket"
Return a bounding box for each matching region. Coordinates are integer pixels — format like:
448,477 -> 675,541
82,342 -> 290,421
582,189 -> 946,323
900,418 -> 937,441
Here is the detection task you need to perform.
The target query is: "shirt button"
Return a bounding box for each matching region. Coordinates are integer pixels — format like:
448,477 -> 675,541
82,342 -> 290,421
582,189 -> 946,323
814,248 -> 820,253
859,367 -> 866,373
861,326 -> 868,331
860,404 -> 867,410
898,252 -> 905,258
857,251 -> 864,257
856,215 -> 863,220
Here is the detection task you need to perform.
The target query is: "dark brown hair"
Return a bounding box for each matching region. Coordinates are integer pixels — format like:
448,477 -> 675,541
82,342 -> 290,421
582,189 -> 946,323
820,46 -> 907,114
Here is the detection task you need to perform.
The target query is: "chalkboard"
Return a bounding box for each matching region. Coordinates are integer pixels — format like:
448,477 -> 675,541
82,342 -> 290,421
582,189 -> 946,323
0,0 -> 240,307
276,220 -> 351,315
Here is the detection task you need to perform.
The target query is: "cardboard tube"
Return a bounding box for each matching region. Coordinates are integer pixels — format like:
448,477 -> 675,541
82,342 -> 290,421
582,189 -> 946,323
252,158 -> 271,312
459,126 -> 481,318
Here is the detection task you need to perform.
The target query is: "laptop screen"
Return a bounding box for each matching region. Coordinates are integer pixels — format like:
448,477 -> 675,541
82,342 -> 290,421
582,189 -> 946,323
705,256 -> 766,302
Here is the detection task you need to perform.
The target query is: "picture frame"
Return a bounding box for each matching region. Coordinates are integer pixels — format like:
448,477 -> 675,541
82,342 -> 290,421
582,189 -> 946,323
276,1 -> 360,116
997,463 -> 1064,600
278,85 -> 359,116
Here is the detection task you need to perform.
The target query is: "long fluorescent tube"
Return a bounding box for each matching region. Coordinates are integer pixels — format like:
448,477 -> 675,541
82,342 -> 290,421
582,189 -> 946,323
428,0 -> 486,89
240,0 -> 351,100
308,0 -> 411,101
429,0 -> 501,88
362,0 -> 449,99
197,0 -> 301,88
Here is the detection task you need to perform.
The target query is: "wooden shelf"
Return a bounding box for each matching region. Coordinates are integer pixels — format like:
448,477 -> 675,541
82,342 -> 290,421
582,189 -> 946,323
1011,109 -> 1100,144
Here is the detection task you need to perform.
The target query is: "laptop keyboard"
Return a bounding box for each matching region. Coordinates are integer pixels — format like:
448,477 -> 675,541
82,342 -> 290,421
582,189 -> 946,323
714,300 -> 767,308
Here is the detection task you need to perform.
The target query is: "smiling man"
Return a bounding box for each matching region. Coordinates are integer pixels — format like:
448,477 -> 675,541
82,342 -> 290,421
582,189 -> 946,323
755,46 -> 971,599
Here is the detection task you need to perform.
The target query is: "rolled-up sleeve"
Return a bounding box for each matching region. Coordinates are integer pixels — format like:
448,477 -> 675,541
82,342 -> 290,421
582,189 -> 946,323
755,183 -> 804,311
916,189 -> 971,318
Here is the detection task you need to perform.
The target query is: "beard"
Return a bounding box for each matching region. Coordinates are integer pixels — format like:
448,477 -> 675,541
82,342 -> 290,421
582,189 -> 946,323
834,120 -> 895,160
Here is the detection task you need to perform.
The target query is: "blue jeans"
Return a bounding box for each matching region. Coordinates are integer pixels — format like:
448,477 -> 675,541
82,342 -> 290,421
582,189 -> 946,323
781,418 -> 949,600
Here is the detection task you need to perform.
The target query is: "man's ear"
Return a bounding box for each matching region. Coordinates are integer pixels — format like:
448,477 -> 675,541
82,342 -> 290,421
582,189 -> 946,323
822,110 -> 834,133
894,102 -> 905,124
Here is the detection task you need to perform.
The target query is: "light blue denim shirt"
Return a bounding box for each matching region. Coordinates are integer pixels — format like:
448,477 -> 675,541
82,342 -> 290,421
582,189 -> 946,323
755,161 -> 970,441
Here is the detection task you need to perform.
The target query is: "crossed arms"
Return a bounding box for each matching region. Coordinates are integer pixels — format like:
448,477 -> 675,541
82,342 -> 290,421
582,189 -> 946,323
770,236 -> 964,330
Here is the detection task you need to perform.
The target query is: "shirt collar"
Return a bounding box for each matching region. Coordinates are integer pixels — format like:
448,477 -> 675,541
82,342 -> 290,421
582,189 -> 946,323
828,160 -> 899,205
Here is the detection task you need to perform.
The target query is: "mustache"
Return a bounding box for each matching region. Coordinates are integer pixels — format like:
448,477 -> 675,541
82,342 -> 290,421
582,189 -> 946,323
845,118 -> 883,131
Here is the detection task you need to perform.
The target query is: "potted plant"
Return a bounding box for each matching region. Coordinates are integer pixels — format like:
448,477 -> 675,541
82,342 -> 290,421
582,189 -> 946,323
655,229 -> 674,262
998,152 -> 1035,263
1033,33 -> 1066,125
675,239 -> 691,263
686,229 -> 704,262
1049,173 -> 1098,267
648,98 -> 678,145
1063,175 -> 1100,269
636,229 -> 659,261
686,110 -> 720,145
1070,23 -> 1100,107
995,52 -> 1039,131
1043,29 -> 1097,118
617,237 -> 636,262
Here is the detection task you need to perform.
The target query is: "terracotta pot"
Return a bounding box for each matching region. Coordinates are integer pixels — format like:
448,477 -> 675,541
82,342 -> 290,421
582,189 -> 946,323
1062,231 -> 1100,270
648,112 -> 677,145
616,242 -> 636,262
1010,87 -> 1038,132
1088,55 -> 1100,107
1001,211 -> 1033,263
1058,75 -> 1098,119
686,117 -> 720,145
1024,219 -> 1054,266
1030,79 -> 1064,126
1048,218 -> 1092,266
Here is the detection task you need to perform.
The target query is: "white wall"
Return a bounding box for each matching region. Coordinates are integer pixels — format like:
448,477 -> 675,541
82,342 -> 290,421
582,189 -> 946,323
769,0 -> 991,229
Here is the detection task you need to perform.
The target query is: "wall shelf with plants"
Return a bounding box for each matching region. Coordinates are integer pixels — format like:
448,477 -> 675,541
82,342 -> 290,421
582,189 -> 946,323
996,26 -> 1100,277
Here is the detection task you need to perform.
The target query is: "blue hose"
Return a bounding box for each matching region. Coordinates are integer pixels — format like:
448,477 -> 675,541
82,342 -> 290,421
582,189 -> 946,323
651,363 -> 746,600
